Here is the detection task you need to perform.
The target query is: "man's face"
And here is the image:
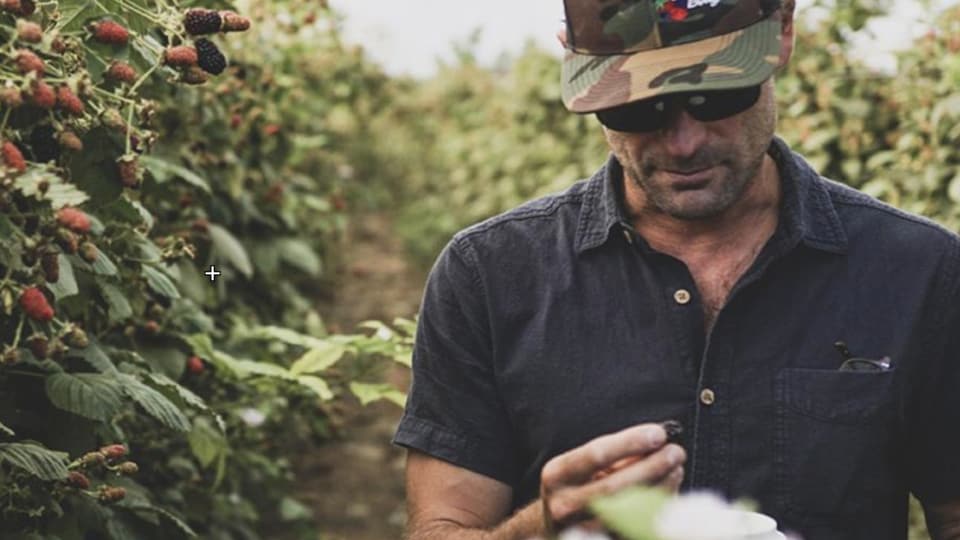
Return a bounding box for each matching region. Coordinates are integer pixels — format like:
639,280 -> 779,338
603,78 -> 777,220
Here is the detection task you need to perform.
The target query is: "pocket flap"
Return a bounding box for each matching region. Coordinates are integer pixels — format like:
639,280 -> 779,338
777,367 -> 897,424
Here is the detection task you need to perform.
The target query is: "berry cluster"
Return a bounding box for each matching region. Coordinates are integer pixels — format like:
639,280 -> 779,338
160,7 -> 251,83
63,444 -> 139,505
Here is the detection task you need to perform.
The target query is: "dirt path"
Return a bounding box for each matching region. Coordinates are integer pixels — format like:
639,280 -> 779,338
295,212 -> 426,540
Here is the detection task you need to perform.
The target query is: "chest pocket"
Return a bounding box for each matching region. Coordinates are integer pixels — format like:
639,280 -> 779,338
773,367 -> 902,521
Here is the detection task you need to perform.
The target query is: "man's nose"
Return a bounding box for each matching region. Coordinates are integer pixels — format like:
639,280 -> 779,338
660,108 -> 708,160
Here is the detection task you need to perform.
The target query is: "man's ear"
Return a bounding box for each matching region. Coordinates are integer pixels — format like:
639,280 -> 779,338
777,0 -> 796,69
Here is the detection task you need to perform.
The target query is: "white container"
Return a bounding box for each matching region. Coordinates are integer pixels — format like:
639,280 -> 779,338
657,508 -> 785,540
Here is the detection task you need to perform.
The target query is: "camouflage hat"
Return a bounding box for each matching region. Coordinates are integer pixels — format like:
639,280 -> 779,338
561,0 -> 783,113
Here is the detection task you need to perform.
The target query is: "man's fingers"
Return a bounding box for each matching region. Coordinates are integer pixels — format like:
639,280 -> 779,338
545,444 -> 686,526
579,443 -> 686,500
542,424 -> 668,488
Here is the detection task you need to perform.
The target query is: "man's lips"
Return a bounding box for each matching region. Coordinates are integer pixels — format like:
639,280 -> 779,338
662,166 -> 715,188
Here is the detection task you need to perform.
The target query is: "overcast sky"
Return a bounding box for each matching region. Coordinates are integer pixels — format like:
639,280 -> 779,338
328,0 -> 949,78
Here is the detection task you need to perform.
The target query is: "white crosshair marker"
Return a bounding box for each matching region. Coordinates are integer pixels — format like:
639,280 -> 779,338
204,265 -> 221,282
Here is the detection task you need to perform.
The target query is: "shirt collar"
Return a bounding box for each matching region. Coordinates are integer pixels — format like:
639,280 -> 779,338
574,136 -> 849,255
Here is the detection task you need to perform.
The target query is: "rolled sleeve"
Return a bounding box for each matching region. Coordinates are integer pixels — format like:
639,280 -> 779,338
392,236 -> 520,485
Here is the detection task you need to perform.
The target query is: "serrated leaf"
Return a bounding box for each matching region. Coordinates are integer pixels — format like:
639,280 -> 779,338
119,375 -> 190,432
290,343 -> 346,376
14,169 -> 89,208
348,382 -> 406,407
151,505 -> 198,537
47,254 -> 79,300
78,340 -> 119,374
0,442 -> 70,481
297,375 -> 334,401
208,224 -> 253,278
45,372 -> 124,421
145,373 -> 208,411
90,248 -> 118,276
100,283 -> 133,322
140,156 -> 211,193
0,420 -> 14,437
142,265 -> 181,299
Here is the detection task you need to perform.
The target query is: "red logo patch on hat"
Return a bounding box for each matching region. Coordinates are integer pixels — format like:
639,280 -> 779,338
657,0 -> 689,21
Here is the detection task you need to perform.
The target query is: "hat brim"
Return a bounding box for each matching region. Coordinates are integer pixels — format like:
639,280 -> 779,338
561,15 -> 782,113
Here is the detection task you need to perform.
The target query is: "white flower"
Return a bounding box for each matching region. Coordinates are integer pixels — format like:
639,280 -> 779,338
238,407 -> 266,427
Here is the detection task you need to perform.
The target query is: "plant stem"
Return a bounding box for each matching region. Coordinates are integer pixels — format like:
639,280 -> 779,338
128,63 -> 158,95
11,315 -> 25,349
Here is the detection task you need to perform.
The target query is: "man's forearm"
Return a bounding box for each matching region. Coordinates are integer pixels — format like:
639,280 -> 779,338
407,500 -> 544,540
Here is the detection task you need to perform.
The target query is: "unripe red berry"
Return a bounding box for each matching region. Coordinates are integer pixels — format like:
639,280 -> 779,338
66,471 -> 91,489
90,20 -> 129,45
99,444 -> 126,460
56,207 -> 91,233
186,355 -> 204,374
19,287 -> 54,322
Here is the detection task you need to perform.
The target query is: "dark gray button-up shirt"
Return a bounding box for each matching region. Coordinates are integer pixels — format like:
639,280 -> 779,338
394,136 -> 960,539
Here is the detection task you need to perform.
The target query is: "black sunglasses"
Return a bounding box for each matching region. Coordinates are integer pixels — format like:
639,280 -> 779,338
595,85 -> 762,133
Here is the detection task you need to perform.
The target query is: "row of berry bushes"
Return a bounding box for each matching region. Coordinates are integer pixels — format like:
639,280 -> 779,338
1,0 -> 410,538
382,1 -> 960,272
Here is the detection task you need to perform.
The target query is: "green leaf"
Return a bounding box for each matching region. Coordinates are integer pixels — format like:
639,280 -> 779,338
14,169 -> 89,208
244,325 -> 328,349
47,254 -> 79,300
100,283 -> 133,322
279,497 -> 313,522
589,486 -> 670,540
150,505 -> 198,537
290,342 -> 346,375
144,373 -> 208,412
230,359 -> 291,379
188,418 -> 227,468
297,375 -> 334,401
0,442 -> 70,481
45,372 -> 125,421
208,224 -> 254,278
90,248 -> 118,276
78,340 -> 119,374
348,382 -> 406,407
119,375 -> 190,432
58,0 -> 98,32
277,238 -> 322,276
0,420 -> 14,437
142,265 -> 181,299
140,156 -> 211,193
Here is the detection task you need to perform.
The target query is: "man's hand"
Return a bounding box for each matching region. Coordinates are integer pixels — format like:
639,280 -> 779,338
540,423 -> 686,534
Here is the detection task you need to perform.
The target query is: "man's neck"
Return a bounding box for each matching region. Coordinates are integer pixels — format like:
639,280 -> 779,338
623,153 -> 782,260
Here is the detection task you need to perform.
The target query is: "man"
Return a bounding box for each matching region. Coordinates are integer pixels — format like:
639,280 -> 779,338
393,0 -> 960,538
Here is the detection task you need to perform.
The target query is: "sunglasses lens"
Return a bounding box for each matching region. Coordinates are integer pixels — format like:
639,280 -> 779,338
595,100 -> 666,133
686,85 -> 762,122
595,85 -> 762,133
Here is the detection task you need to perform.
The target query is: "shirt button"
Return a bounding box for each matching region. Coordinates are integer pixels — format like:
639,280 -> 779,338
674,289 -> 691,305
700,388 -> 716,406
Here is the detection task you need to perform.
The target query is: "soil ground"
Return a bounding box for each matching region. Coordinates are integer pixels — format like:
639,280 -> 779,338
295,213 -> 427,540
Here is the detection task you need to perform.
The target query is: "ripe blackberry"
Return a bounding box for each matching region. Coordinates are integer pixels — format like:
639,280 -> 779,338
184,8 -> 222,35
41,251 -> 60,282
195,38 -> 226,75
